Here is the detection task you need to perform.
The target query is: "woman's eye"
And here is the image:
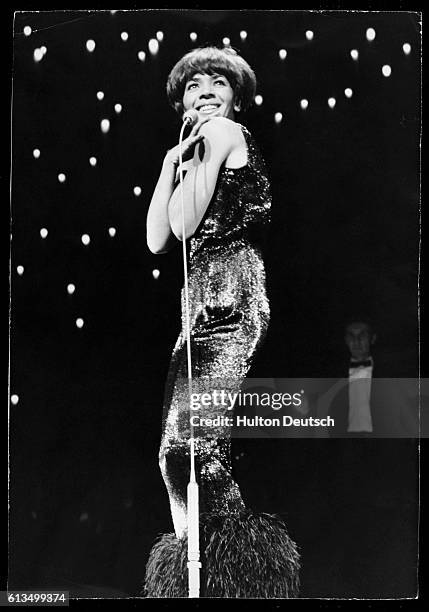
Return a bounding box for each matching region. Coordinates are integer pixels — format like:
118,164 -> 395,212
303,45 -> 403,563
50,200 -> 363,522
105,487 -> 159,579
215,79 -> 226,85
187,83 -> 198,90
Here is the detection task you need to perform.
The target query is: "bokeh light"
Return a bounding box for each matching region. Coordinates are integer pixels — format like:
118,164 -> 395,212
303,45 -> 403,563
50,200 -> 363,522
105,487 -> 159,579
33,148 -> 40,159
300,99 -> 309,110
11,395 -> 19,406
274,112 -> 283,124
190,32 -> 197,42
121,31 -> 129,42
134,186 -> 142,196
33,48 -> 44,62
89,157 -> 97,166
108,227 -> 117,237
366,28 -> 376,41
306,30 -> 314,41
403,43 -> 411,55
114,103 -> 122,113
101,119 -> 110,133
328,97 -> 336,108
350,49 -> 359,60
86,39 -> 96,52
240,31 -> 247,41
40,228 -> 48,239
17,266 -> 24,276
344,88 -> 353,98
138,51 -> 146,61
148,38 -> 159,55
382,64 -> 392,77
96,91 -> 104,100
254,95 -> 263,106
67,283 -> 76,295
156,31 -> 164,41
58,173 -> 66,183
81,234 -> 90,246
76,318 -> 84,329
152,269 -> 160,280
23,26 -> 32,36
222,37 -> 230,46
279,49 -> 287,60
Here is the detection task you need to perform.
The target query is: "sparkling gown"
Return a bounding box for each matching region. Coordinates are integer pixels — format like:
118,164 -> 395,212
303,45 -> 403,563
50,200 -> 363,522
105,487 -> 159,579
144,124 -> 300,598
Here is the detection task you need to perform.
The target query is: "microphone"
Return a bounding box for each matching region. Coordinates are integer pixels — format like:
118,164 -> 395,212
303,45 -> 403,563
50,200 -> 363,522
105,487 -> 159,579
182,109 -> 199,126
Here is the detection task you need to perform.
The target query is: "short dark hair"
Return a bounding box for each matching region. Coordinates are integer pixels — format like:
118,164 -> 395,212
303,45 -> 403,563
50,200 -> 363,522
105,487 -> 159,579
166,46 -> 257,116
344,316 -> 376,336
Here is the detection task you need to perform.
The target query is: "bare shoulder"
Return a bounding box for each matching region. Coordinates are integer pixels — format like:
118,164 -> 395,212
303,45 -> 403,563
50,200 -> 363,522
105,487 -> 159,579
200,117 -> 242,144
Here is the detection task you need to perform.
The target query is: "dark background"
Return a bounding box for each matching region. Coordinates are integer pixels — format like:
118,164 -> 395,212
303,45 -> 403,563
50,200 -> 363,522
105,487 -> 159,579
9,9 -> 420,599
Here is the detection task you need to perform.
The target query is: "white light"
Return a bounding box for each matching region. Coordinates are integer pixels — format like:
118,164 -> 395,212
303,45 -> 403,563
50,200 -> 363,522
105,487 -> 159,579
17,265 -> 24,275
350,49 -> 359,60
23,26 -> 32,36
108,227 -> 116,237
101,119 -> 110,134
274,112 -> 283,124
366,27 -> 376,42
254,95 -> 263,106
133,186 -> 142,196
11,394 -> 19,406
121,31 -> 129,42
81,234 -> 90,246
279,49 -> 287,60
382,64 -> 392,77
344,88 -> 353,98
306,30 -> 314,41
86,39 -> 96,52
148,38 -> 159,55
58,173 -> 66,183
223,37 -> 230,46
114,103 -> 122,114
67,283 -> 76,295
403,43 -> 411,55
190,32 -> 197,42
152,269 -> 160,280
40,228 -> 48,239
33,148 -> 40,159
40,45 -> 47,56
300,98 -> 309,110
156,31 -> 164,41
96,91 -> 104,100
240,30 -> 247,41
138,51 -> 146,61
89,157 -> 97,166
76,318 -> 84,329
328,97 -> 336,109
33,48 -> 43,62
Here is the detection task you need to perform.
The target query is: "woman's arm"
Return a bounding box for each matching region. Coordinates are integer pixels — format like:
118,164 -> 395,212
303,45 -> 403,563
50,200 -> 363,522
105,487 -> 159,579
168,117 -> 239,241
146,118 -> 208,254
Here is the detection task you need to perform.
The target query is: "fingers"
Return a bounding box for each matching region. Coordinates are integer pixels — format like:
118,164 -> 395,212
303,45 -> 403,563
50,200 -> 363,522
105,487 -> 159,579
190,116 -> 211,137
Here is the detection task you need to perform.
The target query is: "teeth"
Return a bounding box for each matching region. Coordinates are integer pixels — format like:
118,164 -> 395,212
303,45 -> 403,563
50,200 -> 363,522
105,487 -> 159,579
199,105 -> 218,112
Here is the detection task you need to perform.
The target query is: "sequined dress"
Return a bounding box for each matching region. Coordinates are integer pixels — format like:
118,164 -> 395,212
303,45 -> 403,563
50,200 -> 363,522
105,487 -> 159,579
144,124 -> 300,598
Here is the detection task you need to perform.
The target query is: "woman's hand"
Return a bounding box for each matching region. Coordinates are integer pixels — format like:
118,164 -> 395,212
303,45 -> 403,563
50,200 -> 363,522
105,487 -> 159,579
164,116 -> 211,168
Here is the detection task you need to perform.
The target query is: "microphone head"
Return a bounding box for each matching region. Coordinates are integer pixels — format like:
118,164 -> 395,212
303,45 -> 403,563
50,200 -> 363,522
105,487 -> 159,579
182,109 -> 199,126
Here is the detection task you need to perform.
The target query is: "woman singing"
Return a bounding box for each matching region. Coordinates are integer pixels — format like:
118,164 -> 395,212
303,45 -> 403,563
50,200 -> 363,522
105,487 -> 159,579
144,46 -> 300,598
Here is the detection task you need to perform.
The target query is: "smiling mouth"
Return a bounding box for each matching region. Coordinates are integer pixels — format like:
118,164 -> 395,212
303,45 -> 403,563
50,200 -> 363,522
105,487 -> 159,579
197,104 -> 221,113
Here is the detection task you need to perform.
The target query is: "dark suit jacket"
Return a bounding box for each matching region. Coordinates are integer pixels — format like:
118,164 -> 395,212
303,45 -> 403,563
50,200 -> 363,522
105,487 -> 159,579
316,353 -> 418,438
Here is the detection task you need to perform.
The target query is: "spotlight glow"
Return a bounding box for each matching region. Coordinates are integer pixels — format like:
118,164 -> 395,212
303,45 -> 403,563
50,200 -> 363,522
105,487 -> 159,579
76,318 -> 84,329
254,95 -> 263,106
96,91 -> 104,100
138,51 -> 146,61
222,37 -> 230,46
279,49 -> 287,60
152,269 -> 160,280
40,228 -> 48,239
240,30 -> 247,40
344,88 -> 353,98
23,26 -> 32,36
156,31 -> 164,41
108,227 -> 116,237
133,186 -> 142,196
81,234 -> 90,246
300,99 -> 309,110
114,103 -> 122,113
101,119 -> 110,133
33,48 -> 43,62
17,265 -> 24,275
33,148 -> 40,159
58,173 -> 66,183
274,112 -> 283,124
403,43 -> 411,55
366,28 -> 376,42
148,38 -> 159,55
328,97 -> 336,108
67,283 -> 76,294
350,49 -> 359,60
11,395 -> 19,406
86,39 -> 96,52
121,31 -> 129,42
190,32 -> 197,42
382,64 -> 392,77
306,30 -> 314,41
89,157 -> 97,166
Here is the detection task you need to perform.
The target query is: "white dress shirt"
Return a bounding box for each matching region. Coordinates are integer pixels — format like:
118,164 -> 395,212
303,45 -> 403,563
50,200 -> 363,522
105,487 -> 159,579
348,358 -> 374,433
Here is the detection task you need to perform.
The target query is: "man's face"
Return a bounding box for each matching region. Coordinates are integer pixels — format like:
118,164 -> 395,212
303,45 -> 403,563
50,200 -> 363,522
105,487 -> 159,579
344,322 -> 375,360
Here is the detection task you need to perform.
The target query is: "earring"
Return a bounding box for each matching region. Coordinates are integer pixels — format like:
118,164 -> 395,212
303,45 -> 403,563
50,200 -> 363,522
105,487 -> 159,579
234,103 -> 241,112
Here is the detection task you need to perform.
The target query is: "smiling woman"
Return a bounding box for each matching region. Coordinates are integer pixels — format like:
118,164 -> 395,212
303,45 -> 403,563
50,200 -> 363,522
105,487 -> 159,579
144,46 -> 300,598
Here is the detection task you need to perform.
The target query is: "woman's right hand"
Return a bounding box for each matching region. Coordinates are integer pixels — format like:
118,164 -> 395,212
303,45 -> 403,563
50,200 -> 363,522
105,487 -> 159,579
164,116 -> 211,168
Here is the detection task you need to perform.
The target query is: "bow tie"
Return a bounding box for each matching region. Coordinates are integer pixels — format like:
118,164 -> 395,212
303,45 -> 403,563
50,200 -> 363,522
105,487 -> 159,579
349,359 -> 373,369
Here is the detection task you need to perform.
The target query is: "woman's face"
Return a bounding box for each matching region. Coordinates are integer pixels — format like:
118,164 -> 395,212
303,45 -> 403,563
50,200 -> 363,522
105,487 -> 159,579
182,72 -> 236,120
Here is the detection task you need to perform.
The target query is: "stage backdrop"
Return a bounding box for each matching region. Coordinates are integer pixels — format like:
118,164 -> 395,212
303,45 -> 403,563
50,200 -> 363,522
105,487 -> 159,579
10,10 -> 420,598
